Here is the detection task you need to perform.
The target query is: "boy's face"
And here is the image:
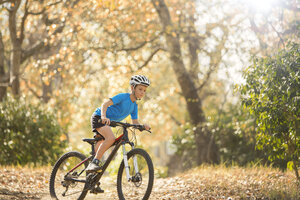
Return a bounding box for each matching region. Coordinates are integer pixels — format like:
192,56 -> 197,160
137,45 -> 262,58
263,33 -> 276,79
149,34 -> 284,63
134,84 -> 148,99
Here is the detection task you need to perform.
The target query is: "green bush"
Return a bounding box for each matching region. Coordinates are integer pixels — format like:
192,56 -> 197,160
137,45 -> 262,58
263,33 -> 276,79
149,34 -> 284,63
170,103 -> 267,169
239,42 -> 300,180
0,96 -> 67,166
169,122 -> 198,173
210,103 -> 263,166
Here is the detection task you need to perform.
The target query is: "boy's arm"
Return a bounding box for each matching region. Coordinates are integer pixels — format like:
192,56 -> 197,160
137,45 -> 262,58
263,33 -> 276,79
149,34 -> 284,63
132,119 -> 139,124
101,99 -> 113,118
101,99 -> 113,125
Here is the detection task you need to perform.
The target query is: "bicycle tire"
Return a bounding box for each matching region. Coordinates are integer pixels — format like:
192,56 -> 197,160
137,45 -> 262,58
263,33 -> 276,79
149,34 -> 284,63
117,148 -> 154,200
49,151 -> 89,200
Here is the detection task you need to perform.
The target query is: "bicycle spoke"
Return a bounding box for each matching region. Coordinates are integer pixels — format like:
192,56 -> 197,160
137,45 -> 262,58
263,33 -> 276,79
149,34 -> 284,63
118,149 -> 154,200
50,152 -> 89,200
62,188 -> 88,197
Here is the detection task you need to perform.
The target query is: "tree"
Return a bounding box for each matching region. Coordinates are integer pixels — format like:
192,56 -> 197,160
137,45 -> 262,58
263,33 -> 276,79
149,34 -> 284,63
87,0 -> 249,164
243,0 -> 299,55
0,0 -> 81,101
239,42 -> 300,180
0,31 -> 5,101
151,0 -> 220,164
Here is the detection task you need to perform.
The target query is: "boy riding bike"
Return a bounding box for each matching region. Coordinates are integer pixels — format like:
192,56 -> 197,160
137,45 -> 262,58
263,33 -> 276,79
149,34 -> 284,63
86,75 -> 151,173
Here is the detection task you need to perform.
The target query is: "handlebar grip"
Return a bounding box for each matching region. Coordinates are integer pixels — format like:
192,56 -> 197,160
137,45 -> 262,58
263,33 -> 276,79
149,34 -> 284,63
99,119 -> 151,132
99,119 -> 117,127
109,121 -> 117,127
136,125 -> 145,131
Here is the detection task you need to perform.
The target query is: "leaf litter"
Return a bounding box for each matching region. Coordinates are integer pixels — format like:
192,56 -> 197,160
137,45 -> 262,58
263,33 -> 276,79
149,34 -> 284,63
0,165 -> 299,200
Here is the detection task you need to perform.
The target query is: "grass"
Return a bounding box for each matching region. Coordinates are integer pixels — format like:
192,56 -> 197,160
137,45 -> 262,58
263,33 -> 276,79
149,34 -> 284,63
179,164 -> 300,199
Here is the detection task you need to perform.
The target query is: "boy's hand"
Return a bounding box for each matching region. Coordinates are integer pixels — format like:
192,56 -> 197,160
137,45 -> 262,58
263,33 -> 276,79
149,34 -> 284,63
143,123 -> 151,131
101,116 -> 110,125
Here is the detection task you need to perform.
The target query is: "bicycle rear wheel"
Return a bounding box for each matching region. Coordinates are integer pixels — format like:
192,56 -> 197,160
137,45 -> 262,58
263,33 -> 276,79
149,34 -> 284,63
117,148 -> 154,200
49,151 -> 89,200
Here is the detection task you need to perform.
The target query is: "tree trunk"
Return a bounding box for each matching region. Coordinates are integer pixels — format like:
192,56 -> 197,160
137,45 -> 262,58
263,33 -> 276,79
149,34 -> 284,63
152,0 -> 219,164
41,76 -> 52,103
10,42 -> 21,97
0,31 -> 7,101
9,0 -> 22,97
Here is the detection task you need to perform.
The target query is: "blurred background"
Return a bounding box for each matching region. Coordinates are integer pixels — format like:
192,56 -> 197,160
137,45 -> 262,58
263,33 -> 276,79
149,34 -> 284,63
0,0 -> 299,178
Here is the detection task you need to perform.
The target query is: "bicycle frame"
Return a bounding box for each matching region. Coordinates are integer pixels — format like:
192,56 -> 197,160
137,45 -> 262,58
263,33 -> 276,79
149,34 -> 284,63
65,126 -> 136,185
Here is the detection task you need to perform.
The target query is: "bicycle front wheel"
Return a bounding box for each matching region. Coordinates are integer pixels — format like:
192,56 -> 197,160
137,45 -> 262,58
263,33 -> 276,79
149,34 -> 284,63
117,148 -> 154,200
49,151 -> 89,200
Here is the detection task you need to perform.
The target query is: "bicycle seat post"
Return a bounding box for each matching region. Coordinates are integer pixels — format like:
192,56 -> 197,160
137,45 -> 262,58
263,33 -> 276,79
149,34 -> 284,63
91,143 -> 95,156
82,137 -> 104,156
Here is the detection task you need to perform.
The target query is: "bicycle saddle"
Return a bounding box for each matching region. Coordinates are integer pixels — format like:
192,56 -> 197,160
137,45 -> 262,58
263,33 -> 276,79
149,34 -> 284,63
82,137 -> 103,145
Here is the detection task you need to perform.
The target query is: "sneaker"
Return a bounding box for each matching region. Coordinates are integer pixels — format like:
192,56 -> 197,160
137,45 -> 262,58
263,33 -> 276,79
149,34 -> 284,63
86,161 -> 102,173
90,186 -> 104,194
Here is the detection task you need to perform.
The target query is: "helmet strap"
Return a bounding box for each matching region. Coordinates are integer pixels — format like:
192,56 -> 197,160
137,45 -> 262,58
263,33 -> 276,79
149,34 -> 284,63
131,84 -> 141,101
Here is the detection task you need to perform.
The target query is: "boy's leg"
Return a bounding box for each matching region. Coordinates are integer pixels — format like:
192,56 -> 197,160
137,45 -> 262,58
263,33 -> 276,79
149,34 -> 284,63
94,126 -> 115,160
94,140 -> 103,153
86,126 -> 115,172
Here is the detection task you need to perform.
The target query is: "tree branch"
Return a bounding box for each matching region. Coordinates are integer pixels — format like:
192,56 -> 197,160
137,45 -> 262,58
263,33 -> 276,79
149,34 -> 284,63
0,31 -> 5,75
137,48 -> 163,70
121,33 -> 162,51
46,0 -> 63,8
281,1 -> 300,12
0,0 -> 10,4
5,0 -> 19,12
121,41 -> 149,51
0,82 -> 10,87
26,0 -> 62,15
21,22 -> 64,63
91,32 -> 163,53
196,24 -> 229,92
0,75 -> 14,87
21,41 -> 46,63
0,31 -> 9,87
170,114 -> 182,126
27,8 -> 46,15
23,77 -> 41,99
269,21 -> 285,47
20,0 -> 29,43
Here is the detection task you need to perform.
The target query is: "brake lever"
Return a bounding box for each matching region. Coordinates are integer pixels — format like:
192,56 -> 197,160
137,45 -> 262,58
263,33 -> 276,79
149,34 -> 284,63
136,125 -> 151,133
137,125 -> 145,132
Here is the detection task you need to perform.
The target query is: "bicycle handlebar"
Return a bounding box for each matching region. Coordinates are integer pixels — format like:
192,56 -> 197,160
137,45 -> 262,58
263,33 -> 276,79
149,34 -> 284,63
99,119 -> 151,133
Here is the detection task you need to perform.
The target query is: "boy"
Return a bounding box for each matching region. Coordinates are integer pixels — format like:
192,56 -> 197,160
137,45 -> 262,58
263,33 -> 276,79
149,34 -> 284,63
86,75 -> 151,172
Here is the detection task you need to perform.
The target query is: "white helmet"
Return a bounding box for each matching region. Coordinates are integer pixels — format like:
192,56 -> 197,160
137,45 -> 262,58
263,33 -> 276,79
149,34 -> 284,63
130,75 -> 150,87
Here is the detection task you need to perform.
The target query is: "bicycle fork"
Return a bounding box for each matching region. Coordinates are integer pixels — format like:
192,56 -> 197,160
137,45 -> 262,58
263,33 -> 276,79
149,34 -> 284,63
122,143 -> 139,181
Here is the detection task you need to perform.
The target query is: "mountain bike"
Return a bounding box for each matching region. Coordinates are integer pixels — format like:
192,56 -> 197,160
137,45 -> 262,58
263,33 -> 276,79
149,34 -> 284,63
49,120 -> 154,200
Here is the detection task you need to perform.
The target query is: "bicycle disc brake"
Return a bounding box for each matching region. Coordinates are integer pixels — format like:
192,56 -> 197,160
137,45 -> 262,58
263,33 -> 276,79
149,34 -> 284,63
131,172 -> 142,187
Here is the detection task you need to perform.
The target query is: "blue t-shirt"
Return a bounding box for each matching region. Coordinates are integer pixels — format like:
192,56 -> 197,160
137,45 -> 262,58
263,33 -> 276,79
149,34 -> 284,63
94,93 -> 138,122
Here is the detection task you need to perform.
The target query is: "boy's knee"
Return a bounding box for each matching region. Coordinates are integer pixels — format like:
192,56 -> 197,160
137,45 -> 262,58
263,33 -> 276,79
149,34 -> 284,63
107,135 -> 115,143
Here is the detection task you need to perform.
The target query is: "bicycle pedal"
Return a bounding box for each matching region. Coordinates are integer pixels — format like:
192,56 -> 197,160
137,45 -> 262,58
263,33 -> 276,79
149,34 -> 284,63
90,187 -> 104,194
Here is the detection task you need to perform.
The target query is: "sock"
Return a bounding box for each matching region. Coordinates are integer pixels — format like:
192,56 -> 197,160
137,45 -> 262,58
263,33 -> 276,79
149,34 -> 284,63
92,158 -> 100,165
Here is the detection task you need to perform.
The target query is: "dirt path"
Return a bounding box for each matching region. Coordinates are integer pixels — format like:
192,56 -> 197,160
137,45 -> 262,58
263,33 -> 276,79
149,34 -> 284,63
0,167 -> 206,200
0,167 -> 177,200
2,178 -> 202,200
1,166 -> 298,200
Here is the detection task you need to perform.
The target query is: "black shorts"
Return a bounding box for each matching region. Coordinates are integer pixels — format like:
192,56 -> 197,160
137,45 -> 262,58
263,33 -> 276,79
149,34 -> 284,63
91,114 -> 105,139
